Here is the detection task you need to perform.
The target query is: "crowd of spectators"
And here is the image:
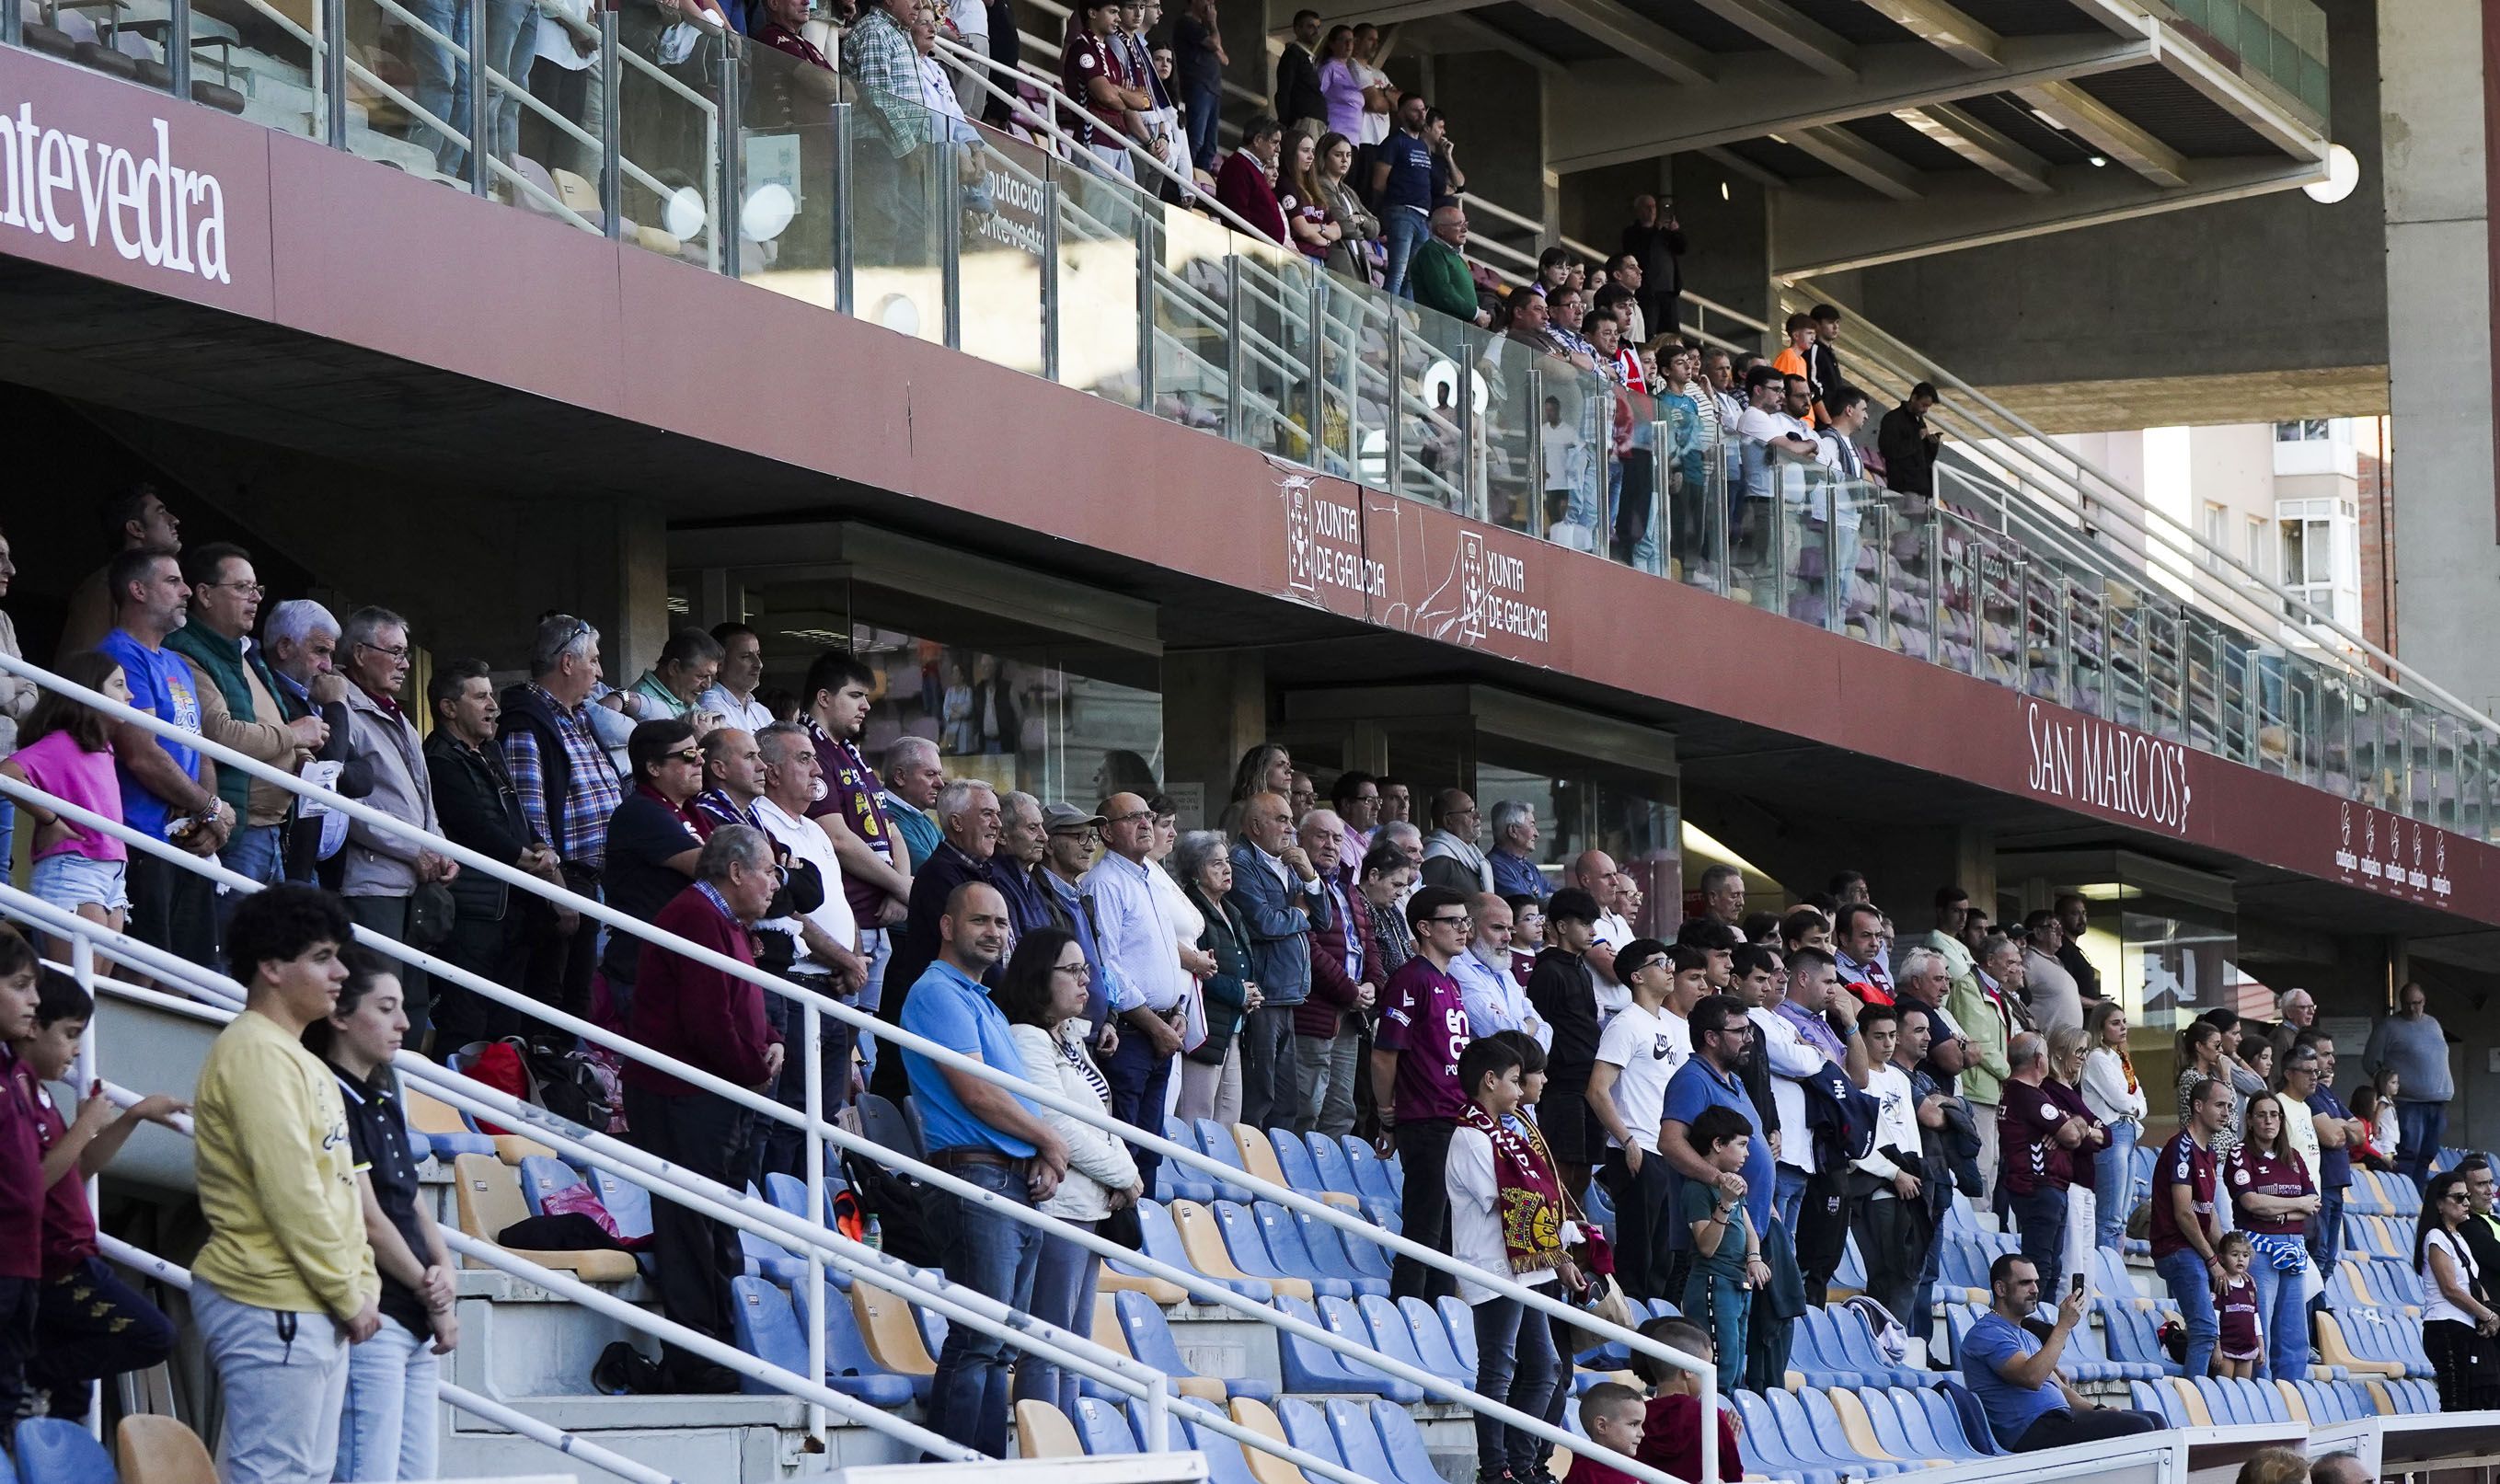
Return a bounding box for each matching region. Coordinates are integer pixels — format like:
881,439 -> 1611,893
1,492 -> 2493,1471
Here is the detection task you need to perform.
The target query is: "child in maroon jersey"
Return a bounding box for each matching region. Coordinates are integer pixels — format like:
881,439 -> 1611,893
2212,1233 -> 2261,1379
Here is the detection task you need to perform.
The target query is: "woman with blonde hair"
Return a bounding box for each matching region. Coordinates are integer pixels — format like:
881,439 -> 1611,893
2045,1025 -> 2111,1294
2080,1000 -> 2146,1250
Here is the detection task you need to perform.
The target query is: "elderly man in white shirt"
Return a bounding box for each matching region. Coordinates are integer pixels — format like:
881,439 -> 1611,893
1085,791 -> 1192,1184
749,722 -> 872,1161
1450,892 -> 1547,1046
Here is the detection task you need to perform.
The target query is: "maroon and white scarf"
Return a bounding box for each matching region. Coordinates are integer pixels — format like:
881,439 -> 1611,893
1464,1101 -> 1565,1275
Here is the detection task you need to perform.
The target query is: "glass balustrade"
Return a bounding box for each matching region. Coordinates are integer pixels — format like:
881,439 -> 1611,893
12,18 -> 2490,843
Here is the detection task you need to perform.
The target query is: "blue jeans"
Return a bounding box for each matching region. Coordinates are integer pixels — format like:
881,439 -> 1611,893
336,1319 -> 440,1482
213,822 -> 284,939
2156,1249 -> 2218,1377
927,1161 -> 1043,1458
1013,1225 -> 1100,1419
1469,1294 -> 1560,1479
2249,1251 -> 2309,1381
1182,82 -> 1221,170
405,0 -> 537,174
2095,1122 -> 2139,1249
856,927 -> 892,1083
1105,1030 -> 1175,1190
2399,1100 -> 2447,1191
1380,209 -> 1427,299
2308,1187 -> 2344,1299
0,797 -> 13,885
1775,1165 -> 1808,1239
2010,1186 -> 2068,1296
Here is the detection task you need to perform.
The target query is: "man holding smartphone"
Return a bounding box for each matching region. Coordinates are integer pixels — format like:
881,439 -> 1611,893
1960,1255 -> 2160,1452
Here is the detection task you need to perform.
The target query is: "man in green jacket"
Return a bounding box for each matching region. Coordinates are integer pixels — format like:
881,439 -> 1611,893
166,543 -> 327,925
1946,932 -> 2030,1202
1411,203 -> 1489,328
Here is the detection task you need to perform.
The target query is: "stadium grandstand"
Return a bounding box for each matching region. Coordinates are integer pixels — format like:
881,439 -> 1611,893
3,0 -> 2500,1481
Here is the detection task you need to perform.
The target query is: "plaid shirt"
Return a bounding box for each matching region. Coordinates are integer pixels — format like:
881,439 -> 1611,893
502,684 -> 624,870
842,6 -> 934,153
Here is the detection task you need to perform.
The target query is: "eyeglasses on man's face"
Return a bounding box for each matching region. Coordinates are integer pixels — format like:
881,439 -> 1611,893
1424,914 -> 1470,928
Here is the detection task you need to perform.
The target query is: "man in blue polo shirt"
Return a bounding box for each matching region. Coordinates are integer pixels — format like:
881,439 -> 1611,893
1657,994 -> 1774,1258
1960,1255 -> 2160,1452
898,880 -> 1069,1459
96,546 -> 228,967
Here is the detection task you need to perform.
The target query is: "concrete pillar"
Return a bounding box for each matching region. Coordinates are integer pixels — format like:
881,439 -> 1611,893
1161,650 -> 1268,826
2383,0 -> 2500,714
614,498 -> 670,682
1431,52 -> 1543,240
1670,154 -> 1776,351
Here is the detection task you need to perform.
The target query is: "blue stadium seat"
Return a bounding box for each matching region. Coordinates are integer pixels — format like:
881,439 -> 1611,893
1277,1398 -> 1347,1473
1396,1294 -> 1471,1385
760,1175 -> 852,1291
737,1183 -> 808,1286
1320,1397 -> 1403,1484
1331,1294 -> 1435,1402
1275,1295 -> 1423,1402
731,1276 -> 812,1396
1853,1386 -> 1927,1462
1273,1134 -> 1363,1217
1191,1120 -> 1260,1204
1342,1135 -> 1402,1213
1936,1240 -> 1991,1305
1438,1295 -> 1480,1375
1366,1398 -> 1449,1484
2098,1303 -> 2184,1377
2128,1379 -> 2182,1426
1110,1289 -> 1274,1403
1936,1380 -> 2000,1455
1835,1233 -> 1868,1291
1304,1133 -> 1397,1226
9,1416 -> 118,1484
1295,1206 -> 1394,1285
516,1155 -> 581,1215
1893,1385 -> 1983,1461
1074,1397 -> 1138,1455
1214,1201 -> 1348,1300
1252,1202 -> 1387,1299
1182,1418 -> 1261,1484
788,1266 -> 927,1405
2193,1375 -> 2245,1425
1827,1304 -> 1940,1387
588,1166 -> 654,1242
1727,1391 -> 1841,1484
1917,1384 -> 2001,1455
856,1094 -> 923,1162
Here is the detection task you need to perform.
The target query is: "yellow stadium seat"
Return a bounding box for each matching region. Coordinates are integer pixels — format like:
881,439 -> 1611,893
1016,1399 -> 1083,1460
1099,1261 -> 1189,1306
1825,1388 -> 1909,1466
449,1154 -> 638,1280
2163,1377 -> 2214,1428
1230,1397 -> 1312,1484
2317,1313 -> 2404,1378
1169,1200 -> 1312,1302
2275,1381 -> 2309,1422
117,1414 -> 215,1484
851,1281 -> 938,1378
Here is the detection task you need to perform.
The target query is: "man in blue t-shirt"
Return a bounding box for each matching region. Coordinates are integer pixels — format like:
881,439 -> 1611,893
1369,94 -> 1437,299
94,547 -> 228,967
2294,1032 -> 2367,1294
1960,1255 -> 2160,1452
897,880 -> 1069,1459
1658,994 -> 1774,1252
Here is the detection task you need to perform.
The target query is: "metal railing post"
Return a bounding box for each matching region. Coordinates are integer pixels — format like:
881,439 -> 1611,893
599,7 -> 623,237
1130,206 -> 1155,408
830,103 -> 857,314
1820,482 -> 1840,634
1525,365 -> 1546,539
166,0 -> 191,103
938,147 -> 962,349
1386,315 -> 1404,500
717,38 -> 743,279
803,1002 -> 826,1444
464,0 -> 489,195
319,0 -> 348,145
69,933 -> 99,1439
1041,176 -> 1065,384
1304,269 -> 1326,475
1222,253 -> 1244,442
0,0 -> 18,49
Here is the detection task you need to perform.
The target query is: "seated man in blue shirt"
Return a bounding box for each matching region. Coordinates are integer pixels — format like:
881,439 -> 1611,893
1960,1255 -> 2160,1452
898,880 -> 1070,1458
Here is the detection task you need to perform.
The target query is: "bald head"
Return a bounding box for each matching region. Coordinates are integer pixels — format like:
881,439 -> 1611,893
1469,892 -> 1512,951
1570,850 -> 1619,892
939,881 -> 1011,974
1242,790 -> 1294,853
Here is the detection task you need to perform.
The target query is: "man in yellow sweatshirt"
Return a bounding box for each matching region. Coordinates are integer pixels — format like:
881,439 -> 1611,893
191,884 -> 380,1484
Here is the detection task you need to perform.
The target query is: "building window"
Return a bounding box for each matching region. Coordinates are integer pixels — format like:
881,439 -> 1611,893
2275,419 -> 2331,443
2244,516 -> 2264,579
2203,502 -> 2227,550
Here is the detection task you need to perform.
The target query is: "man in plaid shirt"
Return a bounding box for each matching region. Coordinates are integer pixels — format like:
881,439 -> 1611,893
842,0 -> 938,264
499,615 -> 626,1022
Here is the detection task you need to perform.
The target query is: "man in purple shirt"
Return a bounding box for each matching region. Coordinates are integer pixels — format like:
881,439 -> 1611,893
1369,884 -> 1474,1301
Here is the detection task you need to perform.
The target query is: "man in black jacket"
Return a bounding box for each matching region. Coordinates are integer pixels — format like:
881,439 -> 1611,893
1273,8 -> 1323,135
424,658 -> 563,1049
1526,886 -> 1605,1207
1878,383 -> 1941,500
1619,194 -> 1685,345
260,599 -> 373,886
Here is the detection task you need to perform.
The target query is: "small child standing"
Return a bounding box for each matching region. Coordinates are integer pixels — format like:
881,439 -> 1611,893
0,930 -> 49,1445
1630,1316 -> 1743,1483
1563,1382 -> 1649,1484
1677,1104 -> 1768,1398
2213,1232 -> 2261,1379
15,970 -> 184,1421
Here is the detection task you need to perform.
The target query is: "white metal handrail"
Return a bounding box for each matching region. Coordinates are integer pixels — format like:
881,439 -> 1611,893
24,891 -> 1544,1484
0,650 -> 1710,1482
1787,282 -> 2497,736
95,1235 -> 687,1484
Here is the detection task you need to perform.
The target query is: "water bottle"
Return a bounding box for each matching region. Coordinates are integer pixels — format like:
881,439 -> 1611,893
865,1214 -> 884,1253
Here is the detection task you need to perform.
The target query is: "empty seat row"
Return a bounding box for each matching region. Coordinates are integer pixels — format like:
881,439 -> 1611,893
1722,1383 -> 1998,1482
1015,1391 -> 1444,1484
1790,1305 -> 1943,1392
1158,1118 -> 1402,1231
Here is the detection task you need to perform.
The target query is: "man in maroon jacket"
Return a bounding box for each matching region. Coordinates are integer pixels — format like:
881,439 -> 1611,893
623,824 -> 786,1392
1292,809 -> 1377,1140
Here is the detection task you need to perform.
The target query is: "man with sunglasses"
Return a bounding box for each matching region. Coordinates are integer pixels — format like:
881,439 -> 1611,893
1371,885 -> 1476,1300
599,718 -> 709,1029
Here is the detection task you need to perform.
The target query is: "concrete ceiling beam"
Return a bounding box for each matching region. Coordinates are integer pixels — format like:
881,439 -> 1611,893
2013,78 -> 2189,188
1509,0 -> 1715,83
1899,101 -> 2052,193
1682,0 -> 1854,77
1783,124 -> 1924,199
1856,0 -> 1999,67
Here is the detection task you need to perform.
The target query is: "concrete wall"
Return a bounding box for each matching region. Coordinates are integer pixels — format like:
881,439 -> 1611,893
1433,52 -> 1546,240
1843,0 -> 2390,407
2382,0 -> 2500,719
